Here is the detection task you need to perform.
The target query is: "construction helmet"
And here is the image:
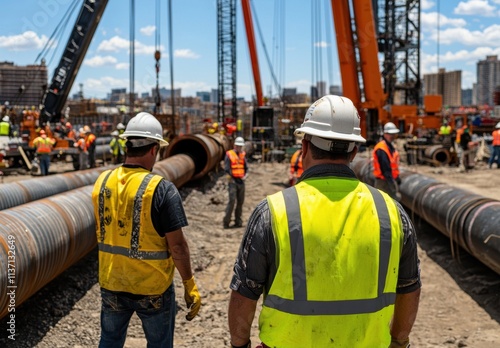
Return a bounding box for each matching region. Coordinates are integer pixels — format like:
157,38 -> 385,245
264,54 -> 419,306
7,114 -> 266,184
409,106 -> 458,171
116,123 -> 126,130
120,112 -> 169,147
83,125 -> 91,133
111,130 -> 119,136
496,122 -> 500,129
234,137 -> 245,146
2,116 -> 9,122
294,95 -> 366,152
383,122 -> 400,134
65,122 -> 72,128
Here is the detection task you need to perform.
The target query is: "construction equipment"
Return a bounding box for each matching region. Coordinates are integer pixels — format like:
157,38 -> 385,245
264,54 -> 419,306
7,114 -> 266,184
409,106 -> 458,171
3,0 -> 109,170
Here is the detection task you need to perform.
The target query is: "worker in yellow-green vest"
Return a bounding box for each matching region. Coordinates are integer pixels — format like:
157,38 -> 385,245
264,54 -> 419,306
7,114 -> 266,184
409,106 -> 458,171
92,112 -> 201,347
228,95 -> 421,348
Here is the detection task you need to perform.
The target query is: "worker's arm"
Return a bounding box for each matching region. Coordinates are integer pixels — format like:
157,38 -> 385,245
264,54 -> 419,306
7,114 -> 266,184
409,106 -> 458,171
228,290 -> 257,347
390,288 -> 421,341
165,229 -> 192,280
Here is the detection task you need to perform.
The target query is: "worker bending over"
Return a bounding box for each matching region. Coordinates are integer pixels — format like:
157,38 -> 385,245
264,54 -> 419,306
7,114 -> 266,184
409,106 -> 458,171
228,95 -> 421,348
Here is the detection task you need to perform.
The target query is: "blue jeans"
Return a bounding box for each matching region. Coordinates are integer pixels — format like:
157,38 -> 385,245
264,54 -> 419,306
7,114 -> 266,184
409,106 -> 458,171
488,145 -> 500,168
38,153 -> 51,176
99,285 -> 176,348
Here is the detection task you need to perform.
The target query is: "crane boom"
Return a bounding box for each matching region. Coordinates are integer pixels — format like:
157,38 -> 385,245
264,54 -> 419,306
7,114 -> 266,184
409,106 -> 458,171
241,0 -> 263,107
41,0 -> 109,124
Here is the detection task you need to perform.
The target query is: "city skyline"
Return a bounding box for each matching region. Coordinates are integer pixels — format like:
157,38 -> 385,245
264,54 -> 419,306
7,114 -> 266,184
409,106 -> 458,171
1,0 -> 500,102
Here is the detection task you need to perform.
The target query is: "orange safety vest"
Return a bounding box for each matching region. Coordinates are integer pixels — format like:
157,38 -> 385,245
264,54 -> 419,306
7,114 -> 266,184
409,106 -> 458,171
289,150 -> 303,177
373,140 -> 400,180
86,133 -> 96,147
493,130 -> 500,146
226,149 -> 246,178
33,136 -> 54,154
75,137 -> 87,152
455,127 -> 465,143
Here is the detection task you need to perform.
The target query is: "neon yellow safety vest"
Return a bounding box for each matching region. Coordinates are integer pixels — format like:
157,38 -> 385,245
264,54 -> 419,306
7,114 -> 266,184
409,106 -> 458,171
0,121 -> 10,136
92,167 -> 175,295
260,177 -> 403,347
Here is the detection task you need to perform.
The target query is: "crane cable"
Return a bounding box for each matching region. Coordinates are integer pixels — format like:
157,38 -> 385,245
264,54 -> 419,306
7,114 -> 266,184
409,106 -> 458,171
154,0 -> 161,114
129,0 -> 135,117
272,0 -> 285,101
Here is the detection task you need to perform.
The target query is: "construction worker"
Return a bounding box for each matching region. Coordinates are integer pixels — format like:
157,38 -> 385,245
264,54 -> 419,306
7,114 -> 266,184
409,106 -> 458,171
84,125 -> 97,168
74,128 -> 88,170
288,147 -> 303,186
92,112 -> 201,347
109,130 -> 125,164
223,136 -> 248,229
228,95 -> 421,348
373,122 -> 402,201
488,122 -> 500,169
33,129 -> 56,176
65,122 -> 76,141
116,122 -> 128,159
0,115 -> 12,137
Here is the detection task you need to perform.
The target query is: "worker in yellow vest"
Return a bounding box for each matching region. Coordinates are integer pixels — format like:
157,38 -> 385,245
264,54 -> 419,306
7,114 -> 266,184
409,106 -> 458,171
488,122 -> 500,169
228,95 -> 421,348
33,129 -> 56,176
92,112 -> 201,347
223,136 -> 248,228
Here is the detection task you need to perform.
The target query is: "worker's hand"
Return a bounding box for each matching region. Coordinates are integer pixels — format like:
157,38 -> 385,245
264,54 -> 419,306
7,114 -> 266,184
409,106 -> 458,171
182,276 -> 201,321
389,338 -> 410,348
242,174 -> 248,181
227,174 -> 233,183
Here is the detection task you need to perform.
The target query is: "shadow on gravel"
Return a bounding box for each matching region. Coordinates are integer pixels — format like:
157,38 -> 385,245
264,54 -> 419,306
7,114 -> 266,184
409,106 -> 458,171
413,215 -> 500,323
0,248 -> 98,348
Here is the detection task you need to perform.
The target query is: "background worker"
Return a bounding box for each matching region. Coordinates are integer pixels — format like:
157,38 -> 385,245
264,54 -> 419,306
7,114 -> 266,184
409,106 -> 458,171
0,115 -> 13,137
488,122 -> 500,169
74,128 -> 88,170
228,95 -> 421,348
373,122 -> 402,200
33,129 -> 56,176
288,147 -> 303,186
84,125 -> 97,168
92,112 -> 201,347
223,136 -> 248,229
109,130 -> 125,164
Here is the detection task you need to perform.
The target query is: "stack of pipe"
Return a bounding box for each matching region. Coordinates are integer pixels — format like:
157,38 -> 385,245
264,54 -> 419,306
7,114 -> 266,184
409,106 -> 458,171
0,134 -> 228,318
352,158 -> 500,275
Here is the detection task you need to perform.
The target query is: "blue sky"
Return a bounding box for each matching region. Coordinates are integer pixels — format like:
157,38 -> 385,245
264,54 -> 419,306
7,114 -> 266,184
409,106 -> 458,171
1,0 -> 500,102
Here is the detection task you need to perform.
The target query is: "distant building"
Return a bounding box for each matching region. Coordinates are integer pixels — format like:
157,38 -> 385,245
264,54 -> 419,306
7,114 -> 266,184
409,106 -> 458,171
108,88 -> 127,103
160,87 -> 181,99
196,91 -> 211,102
141,92 -> 150,99
211,89 -> 219,104
462,88 -> 472,106
476,55 -> 500,106
423,68 -> 462,107
0,61 -> 48,107
282,88 -> 297,96
317,81 -> 326,98
329,85 -> 342,96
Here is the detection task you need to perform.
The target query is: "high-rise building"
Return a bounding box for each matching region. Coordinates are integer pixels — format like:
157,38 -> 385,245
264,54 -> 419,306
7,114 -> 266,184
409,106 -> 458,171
423,68 -> 462,107
196,91 -> 211,102
329,85 -> 342,96
476,55 -> 500,106
0,61 -> 48,107
317,81 -> 326,98
462,89 -> 473,106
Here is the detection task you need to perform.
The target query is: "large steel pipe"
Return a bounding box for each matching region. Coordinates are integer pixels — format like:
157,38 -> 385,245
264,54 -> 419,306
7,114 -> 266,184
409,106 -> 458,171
0,135 -> 224,319
423,145 -> 451,166
0,166 -> 114,211
165,134 -> 228,180
352,158 -> 500,275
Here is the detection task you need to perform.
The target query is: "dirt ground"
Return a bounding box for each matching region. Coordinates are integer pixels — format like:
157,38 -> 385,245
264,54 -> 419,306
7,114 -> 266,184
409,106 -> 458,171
1,149 -> 500,347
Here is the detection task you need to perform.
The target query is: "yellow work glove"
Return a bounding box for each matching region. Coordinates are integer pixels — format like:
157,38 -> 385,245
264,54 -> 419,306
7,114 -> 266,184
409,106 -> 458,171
182,276 -> 201,321
389,338 -> 410,348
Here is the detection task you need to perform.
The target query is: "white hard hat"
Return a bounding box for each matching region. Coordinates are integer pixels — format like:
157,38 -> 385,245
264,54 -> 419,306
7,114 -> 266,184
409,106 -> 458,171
120,112 -> 169,147
294,95 -> 366,150
116,123 -> 126,130
383,122 -> 400,134
496,122 -> 500,129
2,116 -> 9,122
234,137 -> 245,146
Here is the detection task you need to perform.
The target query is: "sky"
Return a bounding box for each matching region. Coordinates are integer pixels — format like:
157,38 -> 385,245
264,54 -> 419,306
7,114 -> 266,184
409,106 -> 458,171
1,0 -> 500,102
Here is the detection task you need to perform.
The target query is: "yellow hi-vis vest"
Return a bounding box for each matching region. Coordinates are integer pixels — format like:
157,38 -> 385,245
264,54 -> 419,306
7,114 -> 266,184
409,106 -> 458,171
260,178 -> 403,347
92,167 -> 175,295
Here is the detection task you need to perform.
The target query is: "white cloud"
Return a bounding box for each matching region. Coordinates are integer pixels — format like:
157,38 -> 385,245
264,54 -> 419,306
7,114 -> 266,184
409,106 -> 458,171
454,0 -> 496,16
0,31 -> 53,51
84,55 -> 117,67
434,25 -> 500,46
421,12 -> 467,32
98,36 -> 129,52
421,0 -> 435,10
174,49 -> 200,59
140,25 -> 156,36
83,76 -> 129,97
115,63 -> 129,70
135,42 -> 158,55
314,41 -> 329,48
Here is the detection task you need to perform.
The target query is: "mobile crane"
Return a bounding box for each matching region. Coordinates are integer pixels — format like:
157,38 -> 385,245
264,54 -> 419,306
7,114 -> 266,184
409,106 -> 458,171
5,0 -> 109,170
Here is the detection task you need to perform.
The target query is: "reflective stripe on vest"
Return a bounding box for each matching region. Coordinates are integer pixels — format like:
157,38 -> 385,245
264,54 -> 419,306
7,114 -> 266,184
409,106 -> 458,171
373,141 -> 400,180
263,185 -> 395,315
227,149 -> 245,178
